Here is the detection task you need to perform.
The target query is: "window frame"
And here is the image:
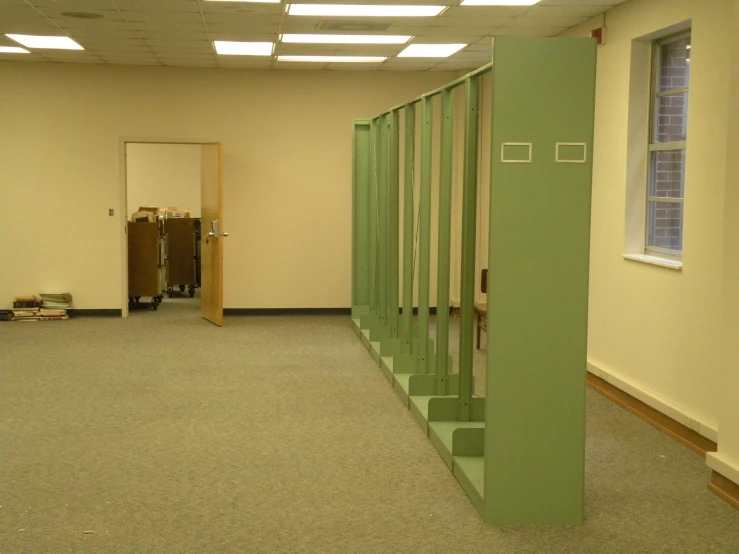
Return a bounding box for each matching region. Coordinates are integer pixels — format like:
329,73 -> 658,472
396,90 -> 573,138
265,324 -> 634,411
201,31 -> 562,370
645,30 -> 691,260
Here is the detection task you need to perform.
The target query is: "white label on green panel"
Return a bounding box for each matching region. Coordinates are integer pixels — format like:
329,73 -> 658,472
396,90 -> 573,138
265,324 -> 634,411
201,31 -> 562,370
500,142 -> 532,163
555,142 -> 587,164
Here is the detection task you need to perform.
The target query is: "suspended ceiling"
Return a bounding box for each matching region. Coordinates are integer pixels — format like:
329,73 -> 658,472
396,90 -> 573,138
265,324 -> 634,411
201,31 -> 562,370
0,0 -> 625,70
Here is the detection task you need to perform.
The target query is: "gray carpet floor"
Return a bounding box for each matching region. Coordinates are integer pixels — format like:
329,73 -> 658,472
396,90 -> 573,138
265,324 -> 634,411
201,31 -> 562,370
1,296 -> 737,553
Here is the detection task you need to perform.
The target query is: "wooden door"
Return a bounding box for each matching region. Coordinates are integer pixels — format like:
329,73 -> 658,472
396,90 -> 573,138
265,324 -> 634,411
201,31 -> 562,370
201,143 -> 224,326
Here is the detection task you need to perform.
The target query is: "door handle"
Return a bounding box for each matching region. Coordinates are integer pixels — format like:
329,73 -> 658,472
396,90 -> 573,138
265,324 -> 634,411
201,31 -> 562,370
209,220 -> 228,238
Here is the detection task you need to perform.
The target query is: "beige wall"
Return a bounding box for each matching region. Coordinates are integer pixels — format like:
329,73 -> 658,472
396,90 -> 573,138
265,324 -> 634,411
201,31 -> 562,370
707,0 -> 739,486
561,0 -> 733,444
126,143 -> 202,218
0,63 -> 453,309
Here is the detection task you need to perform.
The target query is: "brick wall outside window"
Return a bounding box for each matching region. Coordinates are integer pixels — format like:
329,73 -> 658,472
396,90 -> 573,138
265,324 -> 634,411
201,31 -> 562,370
648,35 -> 690,252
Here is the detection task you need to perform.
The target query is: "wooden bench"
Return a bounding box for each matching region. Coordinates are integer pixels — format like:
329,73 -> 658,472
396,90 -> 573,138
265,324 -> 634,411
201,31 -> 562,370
475,268 -> 487,349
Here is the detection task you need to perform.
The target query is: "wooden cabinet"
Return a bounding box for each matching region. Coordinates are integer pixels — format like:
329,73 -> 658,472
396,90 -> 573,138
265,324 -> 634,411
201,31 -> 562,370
127,221 -> 166,308
164,217 -> 197,297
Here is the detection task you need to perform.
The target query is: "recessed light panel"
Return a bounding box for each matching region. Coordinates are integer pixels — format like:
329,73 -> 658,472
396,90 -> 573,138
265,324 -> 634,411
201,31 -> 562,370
214,41 -> 274,55
460,0 -> 540,5
6,34 -> 84,50
281,34 -> 411,44
398,44 -> 466,58
287,4 -> 445,17
0,46 -> 29,53
278,55 -> 387,63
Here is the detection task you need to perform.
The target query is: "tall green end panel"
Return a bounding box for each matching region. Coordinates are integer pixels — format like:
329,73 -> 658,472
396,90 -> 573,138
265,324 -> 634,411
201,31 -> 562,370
352,119 -> 372,317
484,37 -> 596,524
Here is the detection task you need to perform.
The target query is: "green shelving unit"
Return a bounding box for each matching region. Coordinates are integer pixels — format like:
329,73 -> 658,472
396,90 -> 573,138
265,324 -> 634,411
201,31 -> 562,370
351,37 -> 597,525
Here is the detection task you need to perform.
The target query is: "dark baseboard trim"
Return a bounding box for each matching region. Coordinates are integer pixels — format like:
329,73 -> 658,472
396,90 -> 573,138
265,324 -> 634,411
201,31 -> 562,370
708,471 -> 739,511
69,309 -> 122,317
586,373 -> 717,456
399,307 -> 452,316
224,308 -> 351,316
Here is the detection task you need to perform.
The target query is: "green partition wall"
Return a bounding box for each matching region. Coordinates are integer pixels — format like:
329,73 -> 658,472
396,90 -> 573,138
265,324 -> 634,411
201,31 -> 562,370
351,37 -> 597,525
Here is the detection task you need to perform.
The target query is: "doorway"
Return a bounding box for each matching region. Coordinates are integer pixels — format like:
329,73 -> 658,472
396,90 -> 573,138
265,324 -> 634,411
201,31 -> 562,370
119,139 -> 225,326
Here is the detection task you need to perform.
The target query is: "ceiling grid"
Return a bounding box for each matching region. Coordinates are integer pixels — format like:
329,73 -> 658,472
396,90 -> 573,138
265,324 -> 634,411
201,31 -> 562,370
0,0 -> 624,70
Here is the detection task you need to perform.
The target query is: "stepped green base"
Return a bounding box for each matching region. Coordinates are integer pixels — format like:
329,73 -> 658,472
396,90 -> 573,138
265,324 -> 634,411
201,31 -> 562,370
355,322 -> 488,520
380,356 -> 394,382
392,366 -> 455,408
428,396 -> 486,423
369,338 -> 406,366
428,421 -> 485,469
370,341 -> 382,364
410,395 -> 485,434
351,318 -> 362,337
377,339 -> 435,382
454,456 -> 485,516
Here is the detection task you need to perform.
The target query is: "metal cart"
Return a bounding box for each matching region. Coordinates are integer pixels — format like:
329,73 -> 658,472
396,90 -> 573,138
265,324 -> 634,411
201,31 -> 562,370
164,217 -> 197,298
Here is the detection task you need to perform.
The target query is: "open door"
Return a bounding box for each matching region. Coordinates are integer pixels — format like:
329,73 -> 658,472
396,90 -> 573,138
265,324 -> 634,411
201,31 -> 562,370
201,142 -> 226,326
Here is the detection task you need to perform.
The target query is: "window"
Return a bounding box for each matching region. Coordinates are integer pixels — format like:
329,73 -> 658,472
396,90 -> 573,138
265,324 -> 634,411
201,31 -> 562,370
646,32 -> 690,257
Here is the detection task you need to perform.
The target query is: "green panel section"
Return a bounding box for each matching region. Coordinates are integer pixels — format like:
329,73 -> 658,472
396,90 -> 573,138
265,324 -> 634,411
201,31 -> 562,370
401,105 -> 416,351
377,115 -> 388,326
435,88 -> 454,394
352,120 -> 372,307
458,77 -> 480,420
388,110 -> 401,336
416,97 -> 434,373
368,120 -> 379,316
484,37 -> 596,525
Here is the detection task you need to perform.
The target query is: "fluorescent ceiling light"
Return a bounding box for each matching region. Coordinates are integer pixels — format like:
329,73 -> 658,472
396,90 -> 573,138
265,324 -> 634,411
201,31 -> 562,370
398,43 -> 466,58
6,34 -> 83,50
281,34 -> 411,44
461,0 -> 540,5
214,41 -> 274,55
287,4 -> 445,17
0,46 -> 29,53
278,55 -> 387,63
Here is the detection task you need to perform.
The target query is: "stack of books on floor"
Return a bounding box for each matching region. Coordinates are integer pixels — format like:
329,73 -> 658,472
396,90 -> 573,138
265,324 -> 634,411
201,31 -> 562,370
12,296 -> 42,321
10,293 -> 73,321
39,293 -> 73,320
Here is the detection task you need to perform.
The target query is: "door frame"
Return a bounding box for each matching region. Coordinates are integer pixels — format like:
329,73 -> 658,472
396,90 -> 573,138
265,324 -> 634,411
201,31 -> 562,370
118,137 -> 215,318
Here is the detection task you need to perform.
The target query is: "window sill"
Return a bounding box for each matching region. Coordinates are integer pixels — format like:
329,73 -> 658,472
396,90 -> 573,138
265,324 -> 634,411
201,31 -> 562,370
623,253 -> 683,270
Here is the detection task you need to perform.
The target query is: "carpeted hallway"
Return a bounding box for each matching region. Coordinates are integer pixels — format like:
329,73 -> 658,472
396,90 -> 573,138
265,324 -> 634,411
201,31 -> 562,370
1,302 -> 737,553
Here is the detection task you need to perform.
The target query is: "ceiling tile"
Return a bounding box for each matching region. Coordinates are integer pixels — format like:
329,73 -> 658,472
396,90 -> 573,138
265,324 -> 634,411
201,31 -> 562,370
0,16 -> 61,34
208,24 -> 280,35
201,3 -> 283,15
528,4 -> 615,17
441,6 -> 528,18
506,15 -> 587,28
204,12 -> 282,24
113,0 -> 201,12
540,0 -> 623,5
494,26 -> 567,37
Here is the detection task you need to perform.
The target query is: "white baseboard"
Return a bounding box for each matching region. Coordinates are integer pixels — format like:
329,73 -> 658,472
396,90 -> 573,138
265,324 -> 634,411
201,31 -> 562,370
587,359 -> 718,443
707,452 -> 739,486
